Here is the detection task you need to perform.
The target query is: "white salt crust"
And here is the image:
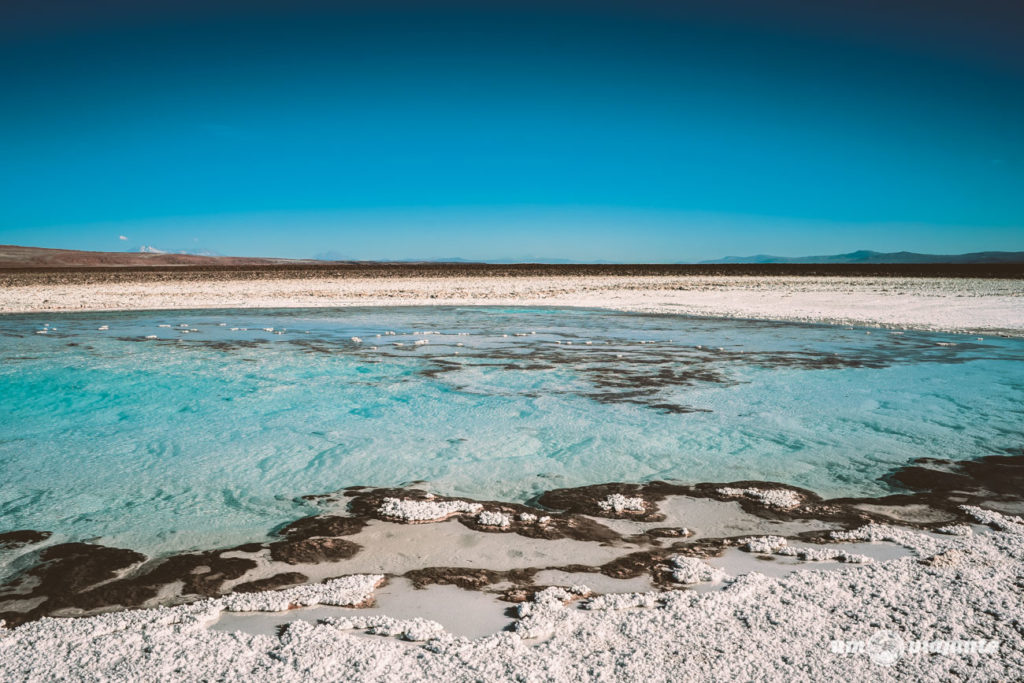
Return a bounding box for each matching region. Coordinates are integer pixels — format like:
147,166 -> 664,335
220,575 -> 385,612
377,498 -> 482,522
476,511 -> 511,528
597,494 -> 646,513
960,504 -> 1024,532
669,556 -> 728,584
717,487 -> 803,509
741,536 -> 872,563
2,520 -> 1022,680
4,276 -> 1022,336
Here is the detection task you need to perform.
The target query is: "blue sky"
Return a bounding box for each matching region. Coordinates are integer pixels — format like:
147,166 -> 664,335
1,0 -> 1021,261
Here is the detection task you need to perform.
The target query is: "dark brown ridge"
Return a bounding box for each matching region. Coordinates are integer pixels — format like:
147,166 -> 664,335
3,262 -> 1023,283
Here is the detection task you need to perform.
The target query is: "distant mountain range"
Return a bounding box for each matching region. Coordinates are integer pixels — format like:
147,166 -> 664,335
314,252 -> 605,264
0,245 -> 311,268
1,245 -> 1022,268
700,250 -> 1024,264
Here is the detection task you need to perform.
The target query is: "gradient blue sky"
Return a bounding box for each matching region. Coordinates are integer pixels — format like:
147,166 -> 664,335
1,0 -> 1022,261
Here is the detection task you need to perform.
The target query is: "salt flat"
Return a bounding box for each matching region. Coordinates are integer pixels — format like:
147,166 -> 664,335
2,274 -> 1023,335
2,510 -> 1021,681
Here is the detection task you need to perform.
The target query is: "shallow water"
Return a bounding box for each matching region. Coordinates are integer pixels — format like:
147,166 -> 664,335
211,577 -> 516,639
1,307 -> 1022,557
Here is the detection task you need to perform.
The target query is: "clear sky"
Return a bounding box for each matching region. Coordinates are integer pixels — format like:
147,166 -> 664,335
1,0 -> 1022,261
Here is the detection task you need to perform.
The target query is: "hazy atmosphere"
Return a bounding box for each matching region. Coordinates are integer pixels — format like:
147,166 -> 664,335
1,0 -> 1022,261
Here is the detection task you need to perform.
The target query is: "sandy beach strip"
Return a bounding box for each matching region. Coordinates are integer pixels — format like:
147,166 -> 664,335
2,274 -> 1023,335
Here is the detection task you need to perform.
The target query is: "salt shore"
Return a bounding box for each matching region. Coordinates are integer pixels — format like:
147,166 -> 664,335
2,274 -> 1023,335
1,507 -> 1021,680
1,455 -> 1023,680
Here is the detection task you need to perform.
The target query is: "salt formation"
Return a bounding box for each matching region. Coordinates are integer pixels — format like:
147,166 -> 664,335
741,536 -> 871,563
717,487 -> 802,509
321,615 -> 446,642
960,505 -> 1024,532
742,536 -> 789,554
377,497 -> 482,522
597,494 -> 645,513
221,575 -> 384,612
513,586 -> 591,640
518,512 -> 537,523
669,556 -> 727,584
584,591 -> 663,611
476,511 -> 511,527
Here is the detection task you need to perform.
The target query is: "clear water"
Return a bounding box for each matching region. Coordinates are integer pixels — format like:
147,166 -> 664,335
1,307 -> 1022,557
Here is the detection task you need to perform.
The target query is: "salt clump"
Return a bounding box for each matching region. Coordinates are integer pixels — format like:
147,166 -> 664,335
743,536 -> 789,554
741,536 -> 871,562
670,556 -> 727,584
476,510 -> 511,527
960,505 -> 1024,533
597,494 -> 645,513
221,575 -> 384,612
717,487 -> 802,509
377,497 -> 482,522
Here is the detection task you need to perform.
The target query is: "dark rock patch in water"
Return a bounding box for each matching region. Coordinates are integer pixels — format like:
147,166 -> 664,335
276,515 -> 365,540
537,483 -> 672,522
267,538 -> 361,565
0,530 -> 51,550
0,543 -> 259,627
404,566 -> 538,591
886,453 -> 1024,499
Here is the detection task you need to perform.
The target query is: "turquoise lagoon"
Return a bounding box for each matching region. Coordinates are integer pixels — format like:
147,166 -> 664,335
1,307 -> 1022,558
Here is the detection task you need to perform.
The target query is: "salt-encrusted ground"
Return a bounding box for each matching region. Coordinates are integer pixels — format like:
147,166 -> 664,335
1,508 -> 1021,681
2,275 -> 1022,335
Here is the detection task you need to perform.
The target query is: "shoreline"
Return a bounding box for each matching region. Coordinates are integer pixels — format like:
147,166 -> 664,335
2,452 -> 1020,627
2,274 -> 1022,336
1,453 -> 1022,679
